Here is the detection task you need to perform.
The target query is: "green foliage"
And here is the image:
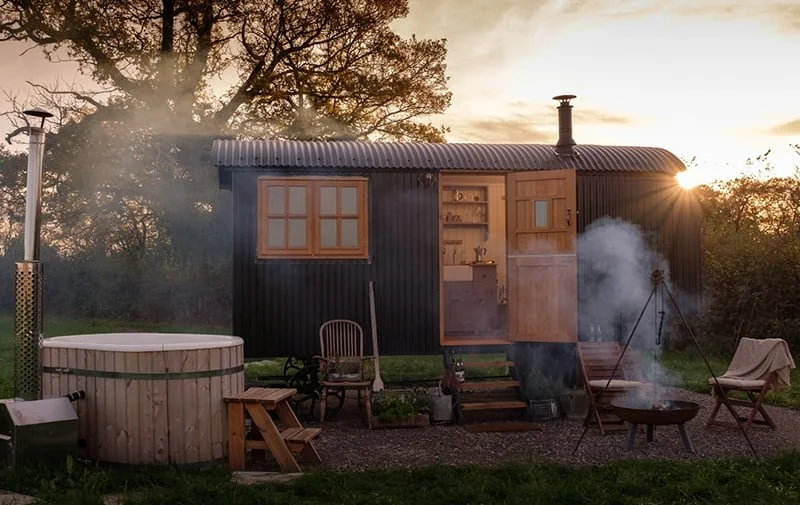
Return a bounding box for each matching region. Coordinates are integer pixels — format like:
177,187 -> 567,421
692,152 -> 800,356
371,390 -> 428,423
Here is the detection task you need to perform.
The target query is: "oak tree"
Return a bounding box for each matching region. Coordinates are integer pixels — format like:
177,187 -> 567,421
0,0 -> 452,323
1,0 -> 451,141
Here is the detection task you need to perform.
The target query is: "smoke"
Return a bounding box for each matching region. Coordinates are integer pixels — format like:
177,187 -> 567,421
577,217 -> 681,388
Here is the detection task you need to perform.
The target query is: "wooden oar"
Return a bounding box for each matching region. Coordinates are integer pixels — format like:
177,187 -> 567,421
369,280 -> 384,392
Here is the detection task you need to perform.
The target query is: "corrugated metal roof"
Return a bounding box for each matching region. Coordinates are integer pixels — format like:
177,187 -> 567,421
212,139 -> 685,174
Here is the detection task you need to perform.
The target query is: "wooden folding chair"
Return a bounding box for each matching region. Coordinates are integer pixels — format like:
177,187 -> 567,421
316,319 -> 375,428
706,338 -> 796,432
577,341 -> 649,434
706,374 -> 777,431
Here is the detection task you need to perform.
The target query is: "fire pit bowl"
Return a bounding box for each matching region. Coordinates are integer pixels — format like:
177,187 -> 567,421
611,399 -> 700,425
610,399 -> 701,453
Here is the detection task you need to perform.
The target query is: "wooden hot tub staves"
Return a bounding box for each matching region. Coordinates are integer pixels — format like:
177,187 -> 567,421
42,333 -> 245,466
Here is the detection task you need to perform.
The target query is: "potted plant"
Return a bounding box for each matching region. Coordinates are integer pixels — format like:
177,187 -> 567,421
371,390 -> 430,429
523,370 -> 562,422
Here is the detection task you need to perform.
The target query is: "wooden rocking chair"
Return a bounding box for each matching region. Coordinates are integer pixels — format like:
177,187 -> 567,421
577,341 -> 650,435
706,337 -> 796,432
316,319 -> 375,428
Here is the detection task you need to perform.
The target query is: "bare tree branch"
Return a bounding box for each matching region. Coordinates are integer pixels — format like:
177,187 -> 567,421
25,81 -> 106,109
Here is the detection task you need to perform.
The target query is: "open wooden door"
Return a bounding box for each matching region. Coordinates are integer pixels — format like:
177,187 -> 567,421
506,169 -> 577,343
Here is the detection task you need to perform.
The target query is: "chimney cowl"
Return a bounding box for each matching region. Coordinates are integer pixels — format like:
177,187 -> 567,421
553,94 -> 577,157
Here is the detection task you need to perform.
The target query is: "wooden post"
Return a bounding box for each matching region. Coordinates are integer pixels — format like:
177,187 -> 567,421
227,402 -> 246,471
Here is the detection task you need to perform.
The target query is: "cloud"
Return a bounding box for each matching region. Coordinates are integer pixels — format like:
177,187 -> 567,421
564,0 -> 800,32
674,1 -> 800,31
574,109 -> 631,125
562,0 -> 661,18
451,101 -> 633,143
503,101 -> 632,126
454,115 -> 552,143
400,0 -> 551,37
769,119 -> 800,136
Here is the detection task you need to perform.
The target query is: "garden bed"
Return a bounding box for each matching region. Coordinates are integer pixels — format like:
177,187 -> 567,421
369,389 -> 430,429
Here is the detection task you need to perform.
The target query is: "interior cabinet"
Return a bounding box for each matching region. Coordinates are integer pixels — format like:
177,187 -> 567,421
443,264 -> 499,334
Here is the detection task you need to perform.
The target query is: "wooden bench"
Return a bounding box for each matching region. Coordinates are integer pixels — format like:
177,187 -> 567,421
224,387 -> 321,472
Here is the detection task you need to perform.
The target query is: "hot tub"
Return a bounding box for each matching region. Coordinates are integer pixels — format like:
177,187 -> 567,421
42,333 -> 244,465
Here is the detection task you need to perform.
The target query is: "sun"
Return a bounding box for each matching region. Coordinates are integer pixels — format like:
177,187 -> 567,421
675,169 -> 702,190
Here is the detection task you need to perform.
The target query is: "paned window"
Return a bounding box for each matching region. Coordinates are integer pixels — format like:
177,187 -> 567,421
257,177 -> 368,258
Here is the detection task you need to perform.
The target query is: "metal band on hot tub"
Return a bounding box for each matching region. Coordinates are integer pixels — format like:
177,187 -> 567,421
42,364 -> 244,380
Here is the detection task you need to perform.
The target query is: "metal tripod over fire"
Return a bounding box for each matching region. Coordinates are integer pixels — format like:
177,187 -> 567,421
572,268 -> 759,458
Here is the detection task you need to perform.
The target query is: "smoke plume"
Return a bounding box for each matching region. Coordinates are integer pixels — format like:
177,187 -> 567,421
577,217 -> 681,387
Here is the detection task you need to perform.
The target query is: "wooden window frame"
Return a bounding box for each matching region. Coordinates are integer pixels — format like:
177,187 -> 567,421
257,176 -> 369,259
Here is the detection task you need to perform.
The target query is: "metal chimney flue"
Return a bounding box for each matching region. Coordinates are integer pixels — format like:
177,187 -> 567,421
553,94 -> 577,157
13,107 -> 52,401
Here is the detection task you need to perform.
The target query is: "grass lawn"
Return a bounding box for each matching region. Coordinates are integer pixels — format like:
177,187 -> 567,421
1,316 -> 800,504
0,315 -> 231,398
1,451 -> 800,505
660,351 -> 800,409
2,315 -> 799,409
250,351 -> 800,410
245,353 -> 510,384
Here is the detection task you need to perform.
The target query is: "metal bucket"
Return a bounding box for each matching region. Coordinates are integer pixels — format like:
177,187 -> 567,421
429,387 -> 453,423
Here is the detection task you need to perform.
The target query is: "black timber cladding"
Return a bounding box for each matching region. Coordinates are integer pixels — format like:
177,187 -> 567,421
218,140 -> 700,358
576,173 -> 702,338
232,169 -> 439,359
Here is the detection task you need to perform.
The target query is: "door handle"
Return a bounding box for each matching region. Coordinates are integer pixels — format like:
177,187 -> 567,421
566,209 -> 571,227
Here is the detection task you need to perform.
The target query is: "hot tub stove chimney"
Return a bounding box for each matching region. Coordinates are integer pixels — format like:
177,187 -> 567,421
14,106 -> 53,401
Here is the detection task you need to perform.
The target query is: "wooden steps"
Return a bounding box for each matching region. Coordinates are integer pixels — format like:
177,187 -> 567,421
281,427 -> 321,443
462,360 -> 513,369
281,427 -> 321,452
245,427 -> 322,458
461,400 -> 527,412
450,347 -> 529,425
460,379 -> 519,391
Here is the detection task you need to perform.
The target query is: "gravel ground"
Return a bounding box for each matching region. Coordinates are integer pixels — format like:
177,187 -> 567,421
302,388 -> 800,471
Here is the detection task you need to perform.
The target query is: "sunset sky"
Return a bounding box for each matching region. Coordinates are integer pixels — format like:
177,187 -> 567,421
2,0 -> 799,187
